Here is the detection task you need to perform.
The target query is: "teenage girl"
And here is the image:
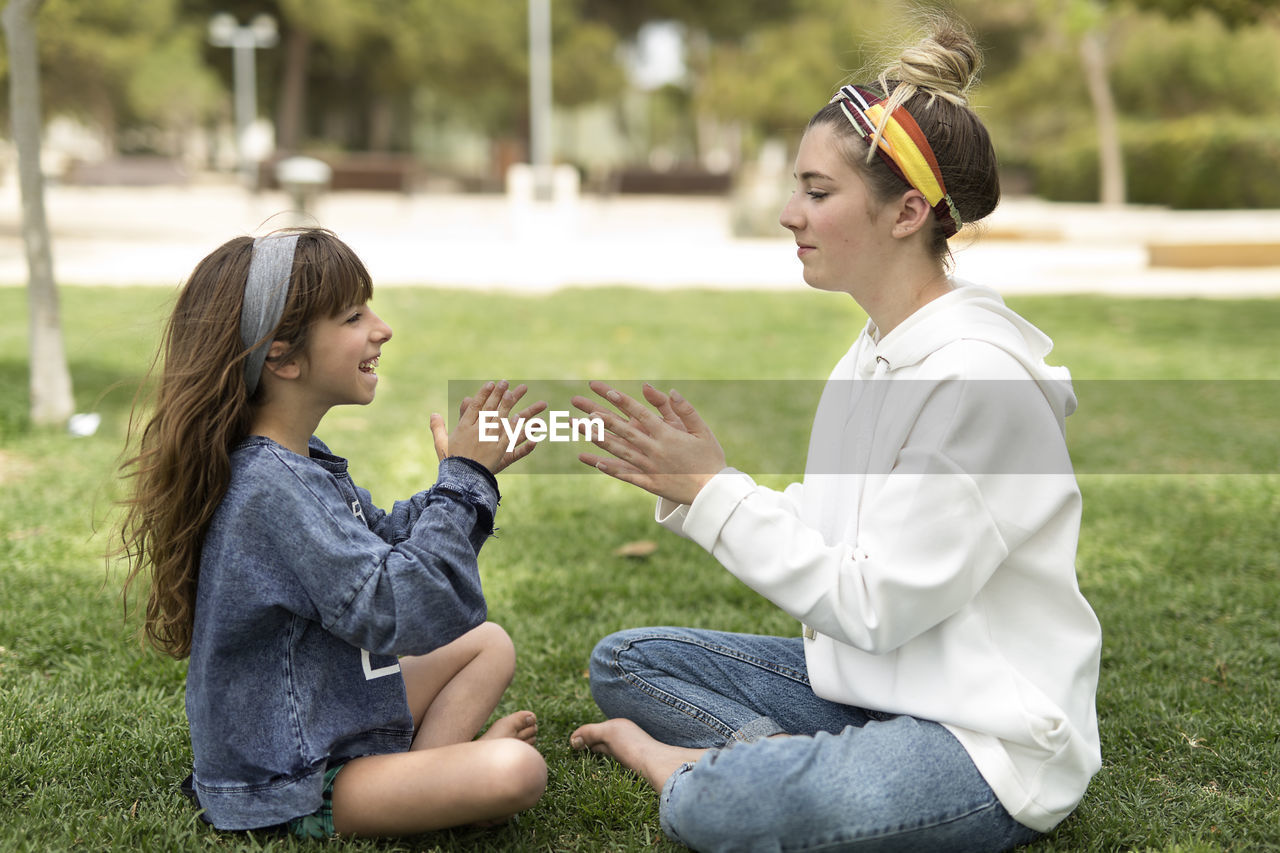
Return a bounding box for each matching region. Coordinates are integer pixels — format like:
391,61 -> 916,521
568,16 -> 1101,853
120,227 -> 547,838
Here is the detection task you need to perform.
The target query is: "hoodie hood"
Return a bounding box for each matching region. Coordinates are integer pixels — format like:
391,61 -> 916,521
858,279 -> 1077,420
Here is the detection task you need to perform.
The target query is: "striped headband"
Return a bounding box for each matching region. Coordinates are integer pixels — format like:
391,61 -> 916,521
830,84 -> 962,238
240,233 -> 299,395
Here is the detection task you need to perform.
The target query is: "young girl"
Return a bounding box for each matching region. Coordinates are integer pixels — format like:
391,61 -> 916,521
568,16 -> 1101,853
119,227 -> 548,838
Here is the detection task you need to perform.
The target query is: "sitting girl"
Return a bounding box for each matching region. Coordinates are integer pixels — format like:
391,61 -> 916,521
120,227 -> 547,838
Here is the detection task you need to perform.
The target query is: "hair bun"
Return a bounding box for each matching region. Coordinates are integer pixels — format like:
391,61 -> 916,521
883,16 -> 981,106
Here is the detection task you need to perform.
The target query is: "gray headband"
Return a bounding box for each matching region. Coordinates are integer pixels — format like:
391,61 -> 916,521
240,233 -> 299,395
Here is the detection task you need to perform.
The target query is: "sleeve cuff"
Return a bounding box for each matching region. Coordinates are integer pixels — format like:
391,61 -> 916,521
654,498 -> 691,538
682,467 -> 757,554
436,456 -> 501,515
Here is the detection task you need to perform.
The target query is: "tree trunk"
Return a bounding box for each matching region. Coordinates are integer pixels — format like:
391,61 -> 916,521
1079,29 -> 1126,207
368,95 -> 394,152
276,26 -> 310,153
4,0 -> 74,427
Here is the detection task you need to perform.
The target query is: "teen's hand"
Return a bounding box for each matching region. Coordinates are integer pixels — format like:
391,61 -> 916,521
571,380 -> 726,506
430,380 -> 547,474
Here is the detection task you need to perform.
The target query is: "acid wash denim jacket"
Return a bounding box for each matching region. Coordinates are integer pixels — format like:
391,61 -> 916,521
185,435 -> 499,830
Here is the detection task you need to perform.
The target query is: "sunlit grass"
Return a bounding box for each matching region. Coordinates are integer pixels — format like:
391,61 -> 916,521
1,286 -> 1277,851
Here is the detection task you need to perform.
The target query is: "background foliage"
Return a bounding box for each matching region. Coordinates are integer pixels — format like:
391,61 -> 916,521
3,0 -> 1280,206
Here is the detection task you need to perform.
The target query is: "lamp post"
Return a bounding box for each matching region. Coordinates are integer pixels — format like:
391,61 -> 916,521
527,0 -> 552,201
208,13 -> 278,188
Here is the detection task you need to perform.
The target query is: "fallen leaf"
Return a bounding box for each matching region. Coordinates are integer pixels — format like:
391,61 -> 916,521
613,540 -> 658,558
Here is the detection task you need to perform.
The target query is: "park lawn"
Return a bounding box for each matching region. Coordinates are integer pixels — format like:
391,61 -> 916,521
0,285 -> 1277,853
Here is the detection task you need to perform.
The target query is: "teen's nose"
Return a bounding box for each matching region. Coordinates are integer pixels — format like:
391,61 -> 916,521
779,191 -> 803,232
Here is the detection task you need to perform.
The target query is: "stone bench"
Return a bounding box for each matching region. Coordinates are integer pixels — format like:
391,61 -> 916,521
1147,242 -> 1280,268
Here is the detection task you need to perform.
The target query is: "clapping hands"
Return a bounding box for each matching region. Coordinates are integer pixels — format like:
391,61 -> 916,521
572,381 -> 726,506
430,380 -> 547,474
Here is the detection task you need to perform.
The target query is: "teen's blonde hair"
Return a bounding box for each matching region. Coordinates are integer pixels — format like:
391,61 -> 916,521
811,13 -> 999,262
118,228 -> 372,658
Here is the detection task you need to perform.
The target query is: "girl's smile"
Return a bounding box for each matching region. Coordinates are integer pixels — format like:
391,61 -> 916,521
298,305 -> 393,409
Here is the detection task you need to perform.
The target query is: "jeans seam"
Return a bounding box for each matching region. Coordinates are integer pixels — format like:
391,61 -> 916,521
778,796 -> 1007,852
610,645 -> 737,740
608,632 -> 812,742
620,631 -> 812,685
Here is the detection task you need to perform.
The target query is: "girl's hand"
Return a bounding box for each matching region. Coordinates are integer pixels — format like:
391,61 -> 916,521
430,380 -> 547,474
571,380 -> 726,506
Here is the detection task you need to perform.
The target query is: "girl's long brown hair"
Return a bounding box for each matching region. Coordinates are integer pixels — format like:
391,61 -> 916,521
118,227 -> 373,658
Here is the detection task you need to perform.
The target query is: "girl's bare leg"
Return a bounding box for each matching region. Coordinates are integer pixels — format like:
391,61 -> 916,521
401,621 -> 536,749
570,718 -> 706,791
331,738 -> 546,836
329,622 -> 545,836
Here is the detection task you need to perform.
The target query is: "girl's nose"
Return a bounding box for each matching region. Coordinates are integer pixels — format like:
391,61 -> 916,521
369,309 -> 392,342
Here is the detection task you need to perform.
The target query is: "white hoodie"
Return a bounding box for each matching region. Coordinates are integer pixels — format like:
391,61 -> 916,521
656,281 -> 1101,833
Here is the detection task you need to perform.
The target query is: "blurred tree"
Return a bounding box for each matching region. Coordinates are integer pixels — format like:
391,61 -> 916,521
182,0 -> 625,157
581,0 -> 802,40
967,0 -> 1280,206
1108,9 -> 1280,117
126,25 -> 221,156
580,0 -> 808,166
952,0 -> 1126,204
1070,0 -> 1269,203
551,16 -> 625,108
178,0 -> 340,151
28,0 -> 216,153
694,0 -> 898,141
1115,0 -> 1280,26
8,0 -> 1271,199
3,0 -> 74,427
2,0 -> 628,175
1070,0 -> 1126,206
0,0 -> 220,156
382,0 -> 624,147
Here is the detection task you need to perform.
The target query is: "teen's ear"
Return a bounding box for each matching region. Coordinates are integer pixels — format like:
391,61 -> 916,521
263,340 -> 302,381
890,190 -> 932,240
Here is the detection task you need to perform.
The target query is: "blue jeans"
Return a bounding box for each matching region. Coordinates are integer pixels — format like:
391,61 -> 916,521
589,627 -> 1042,853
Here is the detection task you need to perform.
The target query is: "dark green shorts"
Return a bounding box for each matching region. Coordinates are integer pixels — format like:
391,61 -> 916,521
287,763 -> 345,839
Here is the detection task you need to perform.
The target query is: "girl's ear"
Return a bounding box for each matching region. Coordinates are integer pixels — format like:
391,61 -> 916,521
890,190 -> 932,239
263,340 -> 302,381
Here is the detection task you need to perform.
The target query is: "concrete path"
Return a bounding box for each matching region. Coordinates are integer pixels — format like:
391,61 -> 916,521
2,180 -> 1278,296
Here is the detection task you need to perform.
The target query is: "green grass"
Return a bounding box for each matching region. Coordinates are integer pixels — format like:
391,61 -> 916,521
1,286 -> 1278,852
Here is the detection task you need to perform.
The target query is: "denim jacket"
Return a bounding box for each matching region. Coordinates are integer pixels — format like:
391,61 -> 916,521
185,435 -> 499,830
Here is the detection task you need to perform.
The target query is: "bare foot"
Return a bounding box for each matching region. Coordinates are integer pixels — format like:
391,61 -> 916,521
479,710 -> 538,744
570,718 -> 705,791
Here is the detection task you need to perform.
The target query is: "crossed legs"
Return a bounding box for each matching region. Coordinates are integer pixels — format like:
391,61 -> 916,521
570,626 -> 831,793
331,622 -> 546,836
570,627 -> 1041,853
